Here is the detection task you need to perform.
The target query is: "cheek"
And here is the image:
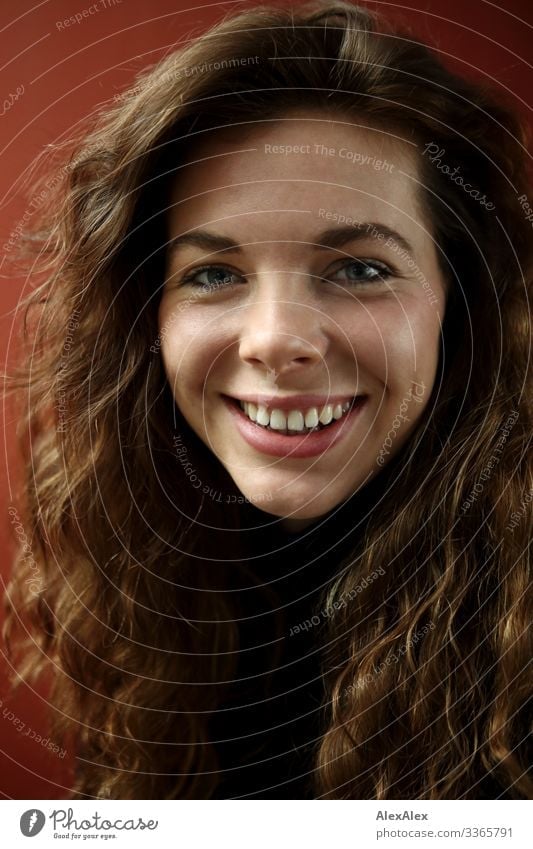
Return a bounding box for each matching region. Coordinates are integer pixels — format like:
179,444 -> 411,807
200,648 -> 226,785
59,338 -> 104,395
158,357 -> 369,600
158,303 -> 230,399
158,302 -> 195,396
352,299 -> 441,389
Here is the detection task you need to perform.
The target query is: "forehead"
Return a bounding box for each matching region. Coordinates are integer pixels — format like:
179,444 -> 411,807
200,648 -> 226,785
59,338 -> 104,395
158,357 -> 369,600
167,112 -> 424,241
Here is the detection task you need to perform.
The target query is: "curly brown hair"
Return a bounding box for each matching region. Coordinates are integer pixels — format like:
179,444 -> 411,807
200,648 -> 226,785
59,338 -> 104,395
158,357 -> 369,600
2,0 -> 532,799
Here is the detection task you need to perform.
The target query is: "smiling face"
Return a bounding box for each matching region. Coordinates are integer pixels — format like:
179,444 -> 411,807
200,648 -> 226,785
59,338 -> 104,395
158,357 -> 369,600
158,111 -> 447,529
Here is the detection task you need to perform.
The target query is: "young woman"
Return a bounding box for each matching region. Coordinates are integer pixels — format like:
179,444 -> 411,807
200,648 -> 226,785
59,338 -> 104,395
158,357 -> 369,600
3,1 -> 531,800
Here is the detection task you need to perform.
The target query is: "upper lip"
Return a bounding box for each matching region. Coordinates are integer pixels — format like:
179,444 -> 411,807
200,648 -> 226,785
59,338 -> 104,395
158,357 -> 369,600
226,393 -> 361,410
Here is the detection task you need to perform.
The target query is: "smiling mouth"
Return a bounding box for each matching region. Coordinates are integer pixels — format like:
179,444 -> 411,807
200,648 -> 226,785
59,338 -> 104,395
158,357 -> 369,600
229,395 -> 362,435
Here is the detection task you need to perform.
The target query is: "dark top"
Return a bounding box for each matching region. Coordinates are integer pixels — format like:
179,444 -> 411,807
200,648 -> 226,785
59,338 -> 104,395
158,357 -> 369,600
209,509 -> 353,799
206,484 -> 515,800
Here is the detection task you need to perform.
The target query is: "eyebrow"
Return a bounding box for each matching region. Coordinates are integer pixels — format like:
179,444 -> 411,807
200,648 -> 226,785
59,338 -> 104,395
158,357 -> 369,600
167,223 -> 414,259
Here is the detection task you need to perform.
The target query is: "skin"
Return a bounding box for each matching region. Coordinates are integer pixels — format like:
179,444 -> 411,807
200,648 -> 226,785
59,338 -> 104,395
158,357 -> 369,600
159,111 -> 447,531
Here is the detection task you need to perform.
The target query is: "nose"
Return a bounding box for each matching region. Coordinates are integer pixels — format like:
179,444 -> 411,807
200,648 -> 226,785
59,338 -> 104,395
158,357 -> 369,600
238,292 -> 328,378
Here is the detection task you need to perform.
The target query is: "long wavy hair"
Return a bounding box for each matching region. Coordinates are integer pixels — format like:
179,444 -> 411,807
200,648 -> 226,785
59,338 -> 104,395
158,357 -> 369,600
3,1 -> 532,799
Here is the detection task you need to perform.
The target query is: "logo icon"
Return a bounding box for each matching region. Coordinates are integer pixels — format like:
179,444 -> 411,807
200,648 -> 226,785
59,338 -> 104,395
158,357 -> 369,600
20,809 -> 45,837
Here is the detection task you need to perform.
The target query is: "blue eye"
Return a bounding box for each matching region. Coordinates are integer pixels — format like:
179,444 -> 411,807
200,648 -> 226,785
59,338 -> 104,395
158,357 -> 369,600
330,259 -> 392,285
180,259 -> 393,291
182,265 -> 241,291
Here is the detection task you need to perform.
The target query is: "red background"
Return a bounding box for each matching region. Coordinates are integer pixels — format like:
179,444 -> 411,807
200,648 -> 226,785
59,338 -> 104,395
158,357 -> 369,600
1,0 -> 531,799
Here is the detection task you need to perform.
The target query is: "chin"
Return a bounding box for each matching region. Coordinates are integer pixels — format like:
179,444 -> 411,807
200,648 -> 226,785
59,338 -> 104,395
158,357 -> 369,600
245,490 -> 337,522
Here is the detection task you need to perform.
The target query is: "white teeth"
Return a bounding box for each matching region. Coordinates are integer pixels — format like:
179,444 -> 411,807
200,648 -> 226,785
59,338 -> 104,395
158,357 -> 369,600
287,410 -> 305,431
238,396 -> 358,433
256,404 -> 270,426
319,404 -> 334,425
304,407 -> 319,428
269,409 -> 287,430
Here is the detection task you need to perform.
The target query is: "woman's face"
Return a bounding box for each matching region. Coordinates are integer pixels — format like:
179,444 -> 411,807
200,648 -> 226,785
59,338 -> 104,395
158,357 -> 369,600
159,111 -> 447,529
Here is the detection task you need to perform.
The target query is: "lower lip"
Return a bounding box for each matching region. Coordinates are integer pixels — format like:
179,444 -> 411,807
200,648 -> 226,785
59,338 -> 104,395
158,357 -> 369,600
223,396 -> 367,458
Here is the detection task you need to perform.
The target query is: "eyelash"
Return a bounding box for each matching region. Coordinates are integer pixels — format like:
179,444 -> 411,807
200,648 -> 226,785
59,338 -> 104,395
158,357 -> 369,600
181,259 -> 395,291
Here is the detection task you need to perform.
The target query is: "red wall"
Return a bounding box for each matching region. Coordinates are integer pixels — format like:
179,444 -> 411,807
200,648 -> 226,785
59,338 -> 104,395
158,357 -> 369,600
1,0 -> 531,799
